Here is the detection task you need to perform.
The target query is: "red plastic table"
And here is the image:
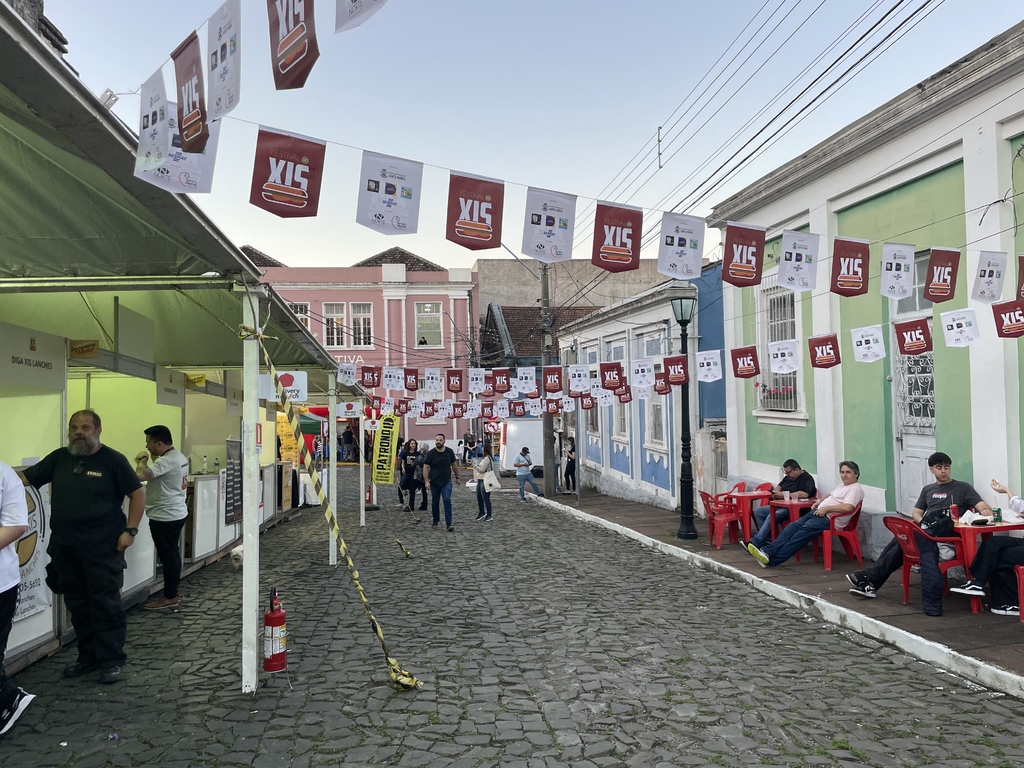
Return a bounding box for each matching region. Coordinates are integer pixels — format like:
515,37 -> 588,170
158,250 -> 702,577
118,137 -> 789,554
954,521 -> 1024,613
726,490 -> 772,542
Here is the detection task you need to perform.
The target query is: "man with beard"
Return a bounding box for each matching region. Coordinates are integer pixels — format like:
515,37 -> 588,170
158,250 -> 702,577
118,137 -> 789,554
20,410 -> 144,684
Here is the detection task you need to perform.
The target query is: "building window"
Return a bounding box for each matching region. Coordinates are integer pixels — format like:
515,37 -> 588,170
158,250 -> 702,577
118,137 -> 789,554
322,302 -> 345,348
351,302 -> 373,347
287,302 -> 310,330
646,364 -> 665,446
614,401 -> 627,438
757,276 -> 798,412
895,251 -> 934,316
415,302 -> 442,346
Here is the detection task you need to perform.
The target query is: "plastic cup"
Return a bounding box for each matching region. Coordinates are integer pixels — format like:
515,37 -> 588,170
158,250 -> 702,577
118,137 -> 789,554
783,491 -> 791,501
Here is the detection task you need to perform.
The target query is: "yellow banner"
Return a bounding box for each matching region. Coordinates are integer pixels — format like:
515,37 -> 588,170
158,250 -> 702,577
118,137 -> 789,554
68,339 -> 100,359
371,414 -> 399,485
186,373 -> 207,388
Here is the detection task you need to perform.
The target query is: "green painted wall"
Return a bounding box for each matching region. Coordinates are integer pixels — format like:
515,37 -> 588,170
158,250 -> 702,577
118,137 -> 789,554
1014,135 -> 1024,453
836,162 -> 967,504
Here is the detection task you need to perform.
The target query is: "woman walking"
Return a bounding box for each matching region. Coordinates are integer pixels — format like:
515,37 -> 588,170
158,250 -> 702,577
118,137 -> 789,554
473,443 -> 496,521
564,436 -> 577,492
398,439 -> 426,511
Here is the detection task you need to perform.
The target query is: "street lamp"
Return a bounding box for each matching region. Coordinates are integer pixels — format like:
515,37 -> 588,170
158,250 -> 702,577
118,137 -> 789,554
671,296 -> 698,540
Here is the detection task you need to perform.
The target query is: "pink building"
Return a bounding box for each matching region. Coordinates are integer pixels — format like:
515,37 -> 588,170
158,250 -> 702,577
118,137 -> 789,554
257,246 -> 479,444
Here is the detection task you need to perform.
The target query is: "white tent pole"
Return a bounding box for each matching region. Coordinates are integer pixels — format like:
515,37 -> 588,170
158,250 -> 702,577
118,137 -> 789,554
328,371 -> 338,565
241,286 -> 261,693
359,413 -> 366,528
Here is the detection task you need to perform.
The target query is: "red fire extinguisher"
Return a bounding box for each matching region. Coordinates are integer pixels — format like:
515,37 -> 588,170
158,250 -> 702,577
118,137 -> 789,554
263,586 -> 287,672
365,484 -> 373,505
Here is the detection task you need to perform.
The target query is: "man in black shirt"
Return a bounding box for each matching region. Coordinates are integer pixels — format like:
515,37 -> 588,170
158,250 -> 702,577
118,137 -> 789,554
20,410 -> 144,684
748,459 -> 817,549
422,434 -> 460,532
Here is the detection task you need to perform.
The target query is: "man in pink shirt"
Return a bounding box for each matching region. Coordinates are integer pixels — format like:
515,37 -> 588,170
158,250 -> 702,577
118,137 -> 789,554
747,461 -> 864,568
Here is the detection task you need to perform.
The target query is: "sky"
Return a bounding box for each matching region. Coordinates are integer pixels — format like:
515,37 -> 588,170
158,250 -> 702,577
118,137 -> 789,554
42,0 -> 1024,272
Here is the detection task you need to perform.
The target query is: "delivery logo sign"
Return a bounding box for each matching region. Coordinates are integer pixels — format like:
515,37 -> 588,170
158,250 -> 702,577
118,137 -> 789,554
730,346 -> 760,379
993,300 -> 1024,338
895,319 -> 932,355
723,223 -> 766,288
446,174 -> 504,251
808,334 -> 841,369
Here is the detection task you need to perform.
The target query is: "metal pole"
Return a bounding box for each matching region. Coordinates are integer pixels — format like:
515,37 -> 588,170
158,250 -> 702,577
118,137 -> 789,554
328,371 -> 338,565
241,286 -> 261,691
676,318 -> 697,539
541,263 -> 555,496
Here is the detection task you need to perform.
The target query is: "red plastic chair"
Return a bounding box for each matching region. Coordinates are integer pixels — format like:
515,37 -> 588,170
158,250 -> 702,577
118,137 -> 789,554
882,515 -> 966,606
811,501 -> 864,571
1014,565 -> 1024,623
700,490 -> 745,549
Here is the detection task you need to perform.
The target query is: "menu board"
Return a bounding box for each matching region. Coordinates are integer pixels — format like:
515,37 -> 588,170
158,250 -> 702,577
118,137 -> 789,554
225,439 -> 242,525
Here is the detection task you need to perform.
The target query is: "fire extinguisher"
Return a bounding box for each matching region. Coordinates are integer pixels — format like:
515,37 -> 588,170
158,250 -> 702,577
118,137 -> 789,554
263,586 -> 287,672
365,484 -> 373,505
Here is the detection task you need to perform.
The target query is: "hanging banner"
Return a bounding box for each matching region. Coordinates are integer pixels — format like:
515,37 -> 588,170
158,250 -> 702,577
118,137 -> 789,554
939,309 -> 979,347
525,398 -> 541,416
592,202 -> 642,273
258,371 -> 307,402
807,334 -> 840,369
880,242 -> 915,299
336,0 -> 390,32
636,385 -> 652,401
422,368 -> 442,393
579,394 -> 595,410
664,355 -> 688,386
894,319 -> 932,356
482,402 -> 495,419
360,366 -> 381,388
381,366 -> 403,391
171,31 -> 210,154
396,398 -> 409,415
134,105 -> 221,193
482,374 -> 495,398
446,369 -> 464,394
768,340 -> 799,374
208,0 -> 242,120
516,367 -> 537,395
597,389 -> 615,407
830,236 -> 870,297
521,187 -> 576,263
465,401 -> 481,419
777,230 -> 821,292
560,396 -> 576,413
851,325 -> 886,363
993,299 -> 1024,339
657,212 -> 705,278
356,150 -> 423,235
267,0 -> 320,90
567,365 -> 589,397
510,401 -> 527,417
468,368 -> 485,394
695,350 -> 722,382
971,251 -> 1007,303
452,401 -> 466,418
421,400 -> 435,418
544,398 -> 561,414
249,126 -> 326,217
723,222 -> 766,288
542,365 -> 563,394
730,346 -> 760,379
371,414 -> 399,484
922,247 -> 960,303
403,368 -> 419,391
446,172 -> 503,250
381,397 -> 395,415
599,362 -> 623,390
337,362 -> 356,386
494,400 -> 509,418
136,68 -> 172,171
653,371 -> 671,394
617,386 -> 633,404
631,358 -> 654,388
493,368 -> 511,393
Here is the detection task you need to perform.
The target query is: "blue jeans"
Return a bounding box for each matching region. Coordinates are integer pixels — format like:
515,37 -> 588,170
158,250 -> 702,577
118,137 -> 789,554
517,473 -> 541,499
762,512 -> 830,567
476,482 -> 492,519
750,504 -> 790,548
430,481 -> 453,526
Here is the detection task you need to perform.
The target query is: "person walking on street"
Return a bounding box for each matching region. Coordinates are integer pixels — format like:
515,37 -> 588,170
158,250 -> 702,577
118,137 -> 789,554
134,426 -> 189,610
423,434 -> 460,531
20,410 -> 144,684
473,443 -> 496,522
0,460 -> 34,735
397,439 -> 426,511
514,446 -> 543,502
564,437 -> 576,493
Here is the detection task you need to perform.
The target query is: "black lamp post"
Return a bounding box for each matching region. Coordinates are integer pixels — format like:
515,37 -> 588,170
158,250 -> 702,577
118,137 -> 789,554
671,296 -> 698,540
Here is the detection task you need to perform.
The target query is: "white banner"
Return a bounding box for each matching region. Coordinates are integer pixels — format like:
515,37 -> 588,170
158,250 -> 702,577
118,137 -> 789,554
336,0 -> 390,32
636,385 -> 652,400
381,366 -> 403,391
768,340 -> 799,374
423,368 -> 442,393
207,0 -> 242,121
136,68 -> 172,171
336,362 -> 357,386
526,399 -> 543,416
259,370 -> 308,402
631,358 -> 654,387
695,350 -> 722,383
381,396 -> 395,414
14,482 -> 51,622
939,308 -> 980,347
521,187 -> 576,263
851,325 -> 886,363
777,230 -> 821,292
465,400 -> 482,419
657,212 -> 705,278
356,151 -> 423,235
568,364 -> 589,394
516,367 -> 537,395
597,389 -> 615,407
135,106 -> 221,193
880,242 -> 915,299
494,399 -> 509,418
468,368 -> 486,394
971,250 -> 1007,303
0,321 -> 66,391
560,396 -> 576,413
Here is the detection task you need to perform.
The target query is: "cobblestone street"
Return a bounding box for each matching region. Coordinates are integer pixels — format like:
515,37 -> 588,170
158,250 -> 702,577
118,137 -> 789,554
4,469 -> 1024,767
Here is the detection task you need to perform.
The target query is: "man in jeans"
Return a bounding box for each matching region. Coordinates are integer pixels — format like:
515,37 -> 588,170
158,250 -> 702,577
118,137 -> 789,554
747,459 -> 816,549
0,460 -> 34,735
514,446 -> 544,502
423,434 -> 460,532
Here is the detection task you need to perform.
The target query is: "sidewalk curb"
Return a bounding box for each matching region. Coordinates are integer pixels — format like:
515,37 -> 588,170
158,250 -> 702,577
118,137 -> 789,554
536,496 -> 1024,700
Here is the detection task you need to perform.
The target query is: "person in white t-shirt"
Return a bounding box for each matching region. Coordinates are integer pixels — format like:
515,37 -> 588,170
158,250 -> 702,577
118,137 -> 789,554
0,460 -> 34,735
747,461 -> 865,568
135,426 -> 189,610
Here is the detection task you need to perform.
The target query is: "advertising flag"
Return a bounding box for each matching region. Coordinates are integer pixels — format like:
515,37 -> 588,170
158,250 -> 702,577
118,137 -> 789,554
830,237 -> 870,297
777,230 -> 820,292
631,358 -> 654,388
404,368 -> 419,391
723,222 -> 766,288
421,400 -> 435,418
510,401 -> 527,417
567,364 -> 589,397
939,309 -> 979,347
356,151 -> 423,235
992,299 -> 1024,339
592,202 -> 642,273
207,0 -> 241,120
922,247 -> 960,303
171,31 -> 209,154
636,386 -> 652,401
617,386 -> 633,404
360,366 -> 381,388
561,396 -> 576,413
579,394 -> 594,410
249,126 -> 326,217
599,362 -> 623,390
446,369 -> 464,394
522,187 -> 576,263
267,0 -> 319,90
136,68 -> 171,171
482,402 -> 494,419
335,0 -> 390,32
468,368 -> 485,394
493,368 -> 511,393
894,319 -> 932,356
482,373 -> 494,398
423,368 -> 442,393
452,401 -> 465,418
542,366 -> 562,394
371,414 -> 399,485
337,362 -> 356,386
544,398 -> 560,414
768,340 -> 799,374
971,251 -> 1007,303
446,172 -> 503,251
516,367 -> 537,395
653,371 -> 671,394
880,242 -> 915,299
465,401 -> 481,419
664,355 -> 688,386
657,213 -> 705,279
695,351 -> 723,382
807,334 -> 840,369
851,325 -> 885,363
730,346 -> 760,379
134,107 -> 221,193
381,366 -> 403,391
494,399 -> 509,419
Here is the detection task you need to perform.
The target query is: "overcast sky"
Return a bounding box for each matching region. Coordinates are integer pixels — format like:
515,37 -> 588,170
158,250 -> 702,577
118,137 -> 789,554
44,0 -> 1024,270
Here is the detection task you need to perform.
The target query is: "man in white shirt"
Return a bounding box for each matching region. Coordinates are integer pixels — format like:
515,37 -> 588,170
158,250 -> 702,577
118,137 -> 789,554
0,460 -> 34,735
747,461 -> 865,568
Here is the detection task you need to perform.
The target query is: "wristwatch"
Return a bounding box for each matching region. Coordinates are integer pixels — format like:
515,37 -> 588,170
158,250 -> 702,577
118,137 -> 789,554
124,527 -> 139,537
